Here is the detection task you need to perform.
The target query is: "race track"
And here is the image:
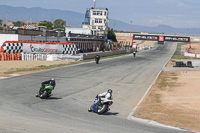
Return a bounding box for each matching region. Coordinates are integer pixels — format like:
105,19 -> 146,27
0,42 -> 188,133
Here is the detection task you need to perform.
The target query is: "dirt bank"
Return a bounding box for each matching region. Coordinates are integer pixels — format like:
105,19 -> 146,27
0,60 -> 73,75
135,70 -> 200,131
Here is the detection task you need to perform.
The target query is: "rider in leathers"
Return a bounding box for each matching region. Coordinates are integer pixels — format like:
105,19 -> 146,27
88,89 -> 113,112
97,89 -> 113,105
95,54 -> 100,63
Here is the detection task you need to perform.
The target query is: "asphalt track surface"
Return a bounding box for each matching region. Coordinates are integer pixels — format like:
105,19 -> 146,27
0,43 -> 189,133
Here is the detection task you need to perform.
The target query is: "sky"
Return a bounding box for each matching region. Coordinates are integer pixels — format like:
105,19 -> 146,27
1,0 -> 200,28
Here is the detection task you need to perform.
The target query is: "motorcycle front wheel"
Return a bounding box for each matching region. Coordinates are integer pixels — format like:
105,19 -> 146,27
40,91 -> 48,99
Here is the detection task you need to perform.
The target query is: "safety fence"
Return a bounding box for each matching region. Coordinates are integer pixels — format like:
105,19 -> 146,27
0,53 -> 21,61
22,53 -> 47,61
22,53 -> 83,61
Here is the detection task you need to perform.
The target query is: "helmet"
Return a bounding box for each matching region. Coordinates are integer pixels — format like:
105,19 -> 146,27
107,89 -> 112,94
51,78 -> 55,81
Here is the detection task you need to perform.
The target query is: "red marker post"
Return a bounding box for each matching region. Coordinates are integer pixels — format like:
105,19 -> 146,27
189,38 -> 191,53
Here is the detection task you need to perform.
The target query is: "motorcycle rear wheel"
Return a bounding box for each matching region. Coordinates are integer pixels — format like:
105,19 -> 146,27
97,104 -> 108,114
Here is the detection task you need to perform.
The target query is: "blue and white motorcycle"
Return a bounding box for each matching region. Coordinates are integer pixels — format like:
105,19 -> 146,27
88,96 -> 113,114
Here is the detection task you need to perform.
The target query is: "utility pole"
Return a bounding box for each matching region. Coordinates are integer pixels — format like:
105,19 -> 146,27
130,21 -> 132,36
93,0 -> 96,9
6,11 -> 8,29
130,21 -> 132,48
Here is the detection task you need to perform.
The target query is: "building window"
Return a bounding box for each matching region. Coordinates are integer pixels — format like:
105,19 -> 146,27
99,19 -> 102,23
104,11 -> 107,16
98,11 -> 102,16
92,26 -> 96,29
95,19 -> 102,23
98,26 -> 103,30
93,11 -> 102,16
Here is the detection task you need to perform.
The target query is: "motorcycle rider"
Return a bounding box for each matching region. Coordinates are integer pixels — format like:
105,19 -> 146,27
88,89 -> 113,112
95,54 -> 100,63
97,89 -> 113,105
36,78 -> 56,97
133,51 -> 136,57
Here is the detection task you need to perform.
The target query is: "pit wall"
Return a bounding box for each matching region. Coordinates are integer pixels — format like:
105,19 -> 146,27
82,49 -> 132,60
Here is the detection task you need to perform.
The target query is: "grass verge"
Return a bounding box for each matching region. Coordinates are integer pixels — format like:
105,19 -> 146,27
172,42 -> 200,60
152,42 -> 159,49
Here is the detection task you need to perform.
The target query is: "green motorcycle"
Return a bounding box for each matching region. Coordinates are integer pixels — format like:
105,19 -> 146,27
36,85 -> 54,99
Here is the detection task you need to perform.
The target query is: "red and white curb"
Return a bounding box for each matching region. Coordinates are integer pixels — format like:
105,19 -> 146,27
0,74 -> 20,79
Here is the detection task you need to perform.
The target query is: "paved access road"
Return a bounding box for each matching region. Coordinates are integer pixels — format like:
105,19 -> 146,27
0,42 -> 189,133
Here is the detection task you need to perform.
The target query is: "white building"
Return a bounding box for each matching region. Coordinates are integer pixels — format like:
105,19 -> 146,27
82,7 -> 109,37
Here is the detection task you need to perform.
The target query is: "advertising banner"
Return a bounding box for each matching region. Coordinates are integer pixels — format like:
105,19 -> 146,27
164,36 -> 190,42
133,34 -> 190,43
23,43 -> 63,54
133,34 -> 159,41
2,41 -> 77,55
159,36 -> 164,42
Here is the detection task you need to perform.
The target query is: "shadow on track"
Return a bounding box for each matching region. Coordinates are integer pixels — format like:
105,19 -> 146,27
43,97 -> 62,100
103,112 -> 119,116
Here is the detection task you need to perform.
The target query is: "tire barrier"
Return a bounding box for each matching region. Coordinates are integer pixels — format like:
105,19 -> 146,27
173,61 -> 194,68
0,53 -> 21,61
174,62 -> 187,67
187,61 -> 193,68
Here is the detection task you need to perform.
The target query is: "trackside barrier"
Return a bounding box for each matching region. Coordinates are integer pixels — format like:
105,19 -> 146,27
22,53 -> 83,61
22,53 -> 47,61
0,53 -> 21,61
83,49 -> 132,60
184,50 -> 200,58
46,54 -> 83,61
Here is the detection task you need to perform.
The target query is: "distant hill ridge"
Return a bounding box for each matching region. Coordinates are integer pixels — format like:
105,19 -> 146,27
0,5 -> 200,36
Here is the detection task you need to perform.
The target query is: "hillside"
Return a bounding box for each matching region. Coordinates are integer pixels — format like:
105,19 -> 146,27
1,5 -> 200,36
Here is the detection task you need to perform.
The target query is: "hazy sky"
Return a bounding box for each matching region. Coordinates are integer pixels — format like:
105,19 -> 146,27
1,0 -> 200,28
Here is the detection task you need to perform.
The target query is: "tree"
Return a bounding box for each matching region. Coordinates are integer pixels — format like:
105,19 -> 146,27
107,27 -> 117,42
0,19 -> 2,25
14,21 -> 24,27
53,19 -> 66,28
38,20 -> 53,30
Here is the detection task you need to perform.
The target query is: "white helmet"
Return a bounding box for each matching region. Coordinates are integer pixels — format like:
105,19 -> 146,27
107,89 -> 112,94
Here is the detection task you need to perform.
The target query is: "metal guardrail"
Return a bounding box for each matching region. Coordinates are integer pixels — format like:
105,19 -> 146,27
68,33 -> 105,40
